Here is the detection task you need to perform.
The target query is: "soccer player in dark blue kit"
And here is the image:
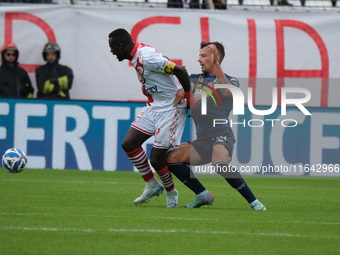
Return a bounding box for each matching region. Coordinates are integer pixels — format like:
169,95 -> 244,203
166,41 -> 266,210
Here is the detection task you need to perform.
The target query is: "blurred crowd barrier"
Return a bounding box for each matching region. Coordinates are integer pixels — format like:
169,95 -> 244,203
0,0 -> 338,11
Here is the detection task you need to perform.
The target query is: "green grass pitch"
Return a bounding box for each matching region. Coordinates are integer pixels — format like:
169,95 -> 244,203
0,168 -> 339,255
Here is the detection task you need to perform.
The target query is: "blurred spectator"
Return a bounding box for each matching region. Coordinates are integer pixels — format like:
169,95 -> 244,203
278,0 -> 293,5
167,0 -> 183,8
167,0 -> 227,9
270,0 -> 293,6
167,0 -> 201,8
0,43 -> 34,98
204,0 -> 227,9
35,42 -> 74,99
189,0 -> 200,8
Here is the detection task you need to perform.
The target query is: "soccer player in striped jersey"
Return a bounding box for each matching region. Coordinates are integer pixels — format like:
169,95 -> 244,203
108,28 -> 193,208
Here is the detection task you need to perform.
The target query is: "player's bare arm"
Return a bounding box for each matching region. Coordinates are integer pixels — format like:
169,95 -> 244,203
173,65 -> 191,93
173,64 -> 196,108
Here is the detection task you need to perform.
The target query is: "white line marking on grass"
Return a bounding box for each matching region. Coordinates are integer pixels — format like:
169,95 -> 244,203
1,226 -> 94,233
1,212 -> 339,225
0,212 -> 217,222
2,179 -> 339,191
1,226 -> 339,239
284,220 -> 340,225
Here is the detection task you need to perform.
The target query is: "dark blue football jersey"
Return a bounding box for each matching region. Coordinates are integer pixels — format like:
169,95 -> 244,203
190,73 -> 240,135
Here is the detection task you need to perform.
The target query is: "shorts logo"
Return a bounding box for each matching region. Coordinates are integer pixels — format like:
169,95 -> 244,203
156,128 -> 160,135
215,136 -> 227,143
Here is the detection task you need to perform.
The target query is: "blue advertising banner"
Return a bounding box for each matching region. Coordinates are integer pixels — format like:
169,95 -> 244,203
1,99 -> 339,176
230,107 -> 340,176
0,99 -> 191,171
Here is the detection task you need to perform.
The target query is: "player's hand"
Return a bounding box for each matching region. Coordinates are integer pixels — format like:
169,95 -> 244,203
185,91 -> 198,109
207,44 -> 220,65
173,88 -> 185,106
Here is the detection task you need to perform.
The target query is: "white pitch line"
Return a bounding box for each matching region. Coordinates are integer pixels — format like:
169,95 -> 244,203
1,212 -> 339,225
0,226 -> 339,239
0,212 -> 217,222
1,179 -> 339,191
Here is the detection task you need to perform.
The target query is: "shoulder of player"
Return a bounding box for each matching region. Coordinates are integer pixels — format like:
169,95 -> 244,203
138,45 -> 164,63
190,73 -> 203,79
138,44 -> 159,55
225,74 -> 239,87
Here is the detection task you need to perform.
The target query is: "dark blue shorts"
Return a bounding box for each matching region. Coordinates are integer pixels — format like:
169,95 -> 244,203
191,127 -> 236,164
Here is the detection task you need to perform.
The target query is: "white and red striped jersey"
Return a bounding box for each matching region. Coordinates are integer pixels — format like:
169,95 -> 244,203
130,42 -> 186,112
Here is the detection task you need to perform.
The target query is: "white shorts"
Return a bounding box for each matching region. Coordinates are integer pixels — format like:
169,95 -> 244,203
131,106 -> 188,149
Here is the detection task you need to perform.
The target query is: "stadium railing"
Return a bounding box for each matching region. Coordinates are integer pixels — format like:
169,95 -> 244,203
1,0 -> 339,11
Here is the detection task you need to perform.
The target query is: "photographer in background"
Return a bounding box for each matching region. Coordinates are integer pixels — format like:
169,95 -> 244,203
0,43 -> 34,98
36,41 -> 74,99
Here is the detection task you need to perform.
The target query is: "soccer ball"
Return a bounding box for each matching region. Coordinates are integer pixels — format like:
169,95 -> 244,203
2,148 -> 28,173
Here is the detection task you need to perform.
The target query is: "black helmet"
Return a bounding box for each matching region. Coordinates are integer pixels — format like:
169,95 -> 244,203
42,41 -> 61,61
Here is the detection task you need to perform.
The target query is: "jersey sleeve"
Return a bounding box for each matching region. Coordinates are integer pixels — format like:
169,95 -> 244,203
227,76 -> 240,88
141,50 -> 176,75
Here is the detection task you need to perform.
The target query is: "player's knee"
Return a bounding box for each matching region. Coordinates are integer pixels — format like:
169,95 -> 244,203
165,149 -> 185,164
121,139 -> 134,152
165,150 -> 177,164
213,145 -> 231,164
150,157 -> 165,171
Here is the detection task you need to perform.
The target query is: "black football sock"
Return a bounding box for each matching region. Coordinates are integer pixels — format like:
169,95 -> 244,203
215,162 -> 256,203
168,163 -> 206,195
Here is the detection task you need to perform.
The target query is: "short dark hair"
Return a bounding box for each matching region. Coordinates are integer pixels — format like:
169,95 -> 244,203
108,28 -> 133,46
200,41 -> 225,63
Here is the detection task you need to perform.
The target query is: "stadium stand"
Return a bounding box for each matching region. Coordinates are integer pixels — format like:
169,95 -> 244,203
54,0 -> 337,9
1,0 -> 337,9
